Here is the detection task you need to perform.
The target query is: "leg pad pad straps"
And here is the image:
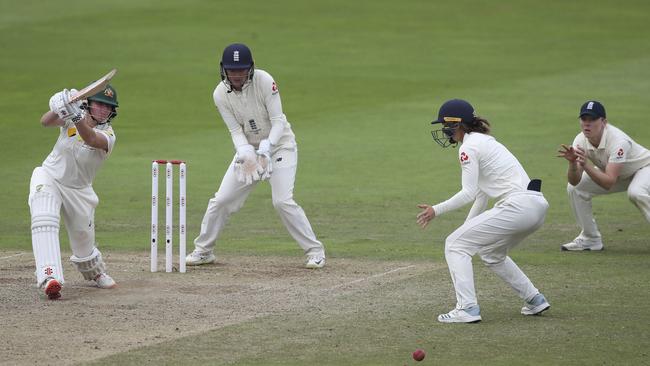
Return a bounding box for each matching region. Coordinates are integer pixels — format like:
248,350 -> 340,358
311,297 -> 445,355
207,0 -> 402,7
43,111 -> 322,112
70,248 -> 106,281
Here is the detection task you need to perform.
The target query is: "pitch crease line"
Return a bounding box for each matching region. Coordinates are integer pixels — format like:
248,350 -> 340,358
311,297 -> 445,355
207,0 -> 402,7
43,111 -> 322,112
327,264 -> 416,291
0,253 -> 25,260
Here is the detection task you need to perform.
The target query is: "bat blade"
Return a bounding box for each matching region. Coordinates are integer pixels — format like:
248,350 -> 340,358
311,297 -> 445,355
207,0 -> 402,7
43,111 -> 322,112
69,68 -> 117,102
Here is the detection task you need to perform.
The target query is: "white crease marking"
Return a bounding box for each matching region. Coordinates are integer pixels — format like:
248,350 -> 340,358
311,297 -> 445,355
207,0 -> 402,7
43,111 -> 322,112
0,253 -> 25,260
327,264 -> 417,291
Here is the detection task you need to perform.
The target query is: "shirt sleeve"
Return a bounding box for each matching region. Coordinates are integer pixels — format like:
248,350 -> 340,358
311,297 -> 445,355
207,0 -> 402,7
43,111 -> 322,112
607,137 -> 631,164
259,72 -> 287,145
213,86 -> 249,148
433,144 -> 480,216
99,127 -> 117,156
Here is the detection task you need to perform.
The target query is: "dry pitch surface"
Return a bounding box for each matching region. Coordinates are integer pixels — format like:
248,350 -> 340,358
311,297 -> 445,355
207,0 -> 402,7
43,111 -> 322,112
0,251 -> 440,365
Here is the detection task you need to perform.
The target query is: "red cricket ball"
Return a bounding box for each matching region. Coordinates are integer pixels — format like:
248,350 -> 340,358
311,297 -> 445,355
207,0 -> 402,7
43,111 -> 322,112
412,349 -> 425,361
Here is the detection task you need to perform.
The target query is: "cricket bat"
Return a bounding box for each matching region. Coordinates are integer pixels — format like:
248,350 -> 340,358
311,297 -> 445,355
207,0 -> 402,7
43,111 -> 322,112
69,68 -> 118,103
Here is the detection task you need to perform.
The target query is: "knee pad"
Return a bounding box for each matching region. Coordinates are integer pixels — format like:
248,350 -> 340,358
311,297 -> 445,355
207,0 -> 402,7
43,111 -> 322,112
70,248 -> 106,281
30,191 -> 61,230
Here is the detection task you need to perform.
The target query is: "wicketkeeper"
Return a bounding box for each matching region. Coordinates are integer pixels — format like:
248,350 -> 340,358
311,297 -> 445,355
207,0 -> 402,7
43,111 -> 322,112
186,43 -> 326,268
29,85 -> 119,299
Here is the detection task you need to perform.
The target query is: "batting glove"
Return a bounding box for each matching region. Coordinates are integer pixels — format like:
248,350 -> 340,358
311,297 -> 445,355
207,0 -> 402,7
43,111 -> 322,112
49,89 -> 85,124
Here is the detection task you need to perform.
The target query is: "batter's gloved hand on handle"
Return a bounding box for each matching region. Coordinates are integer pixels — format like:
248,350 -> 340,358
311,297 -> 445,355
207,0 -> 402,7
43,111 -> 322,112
256,139 -> 272,180
49,89 -> 86,124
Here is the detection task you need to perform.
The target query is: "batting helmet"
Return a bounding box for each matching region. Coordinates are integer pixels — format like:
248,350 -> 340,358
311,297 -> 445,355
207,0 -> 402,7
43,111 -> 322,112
430,99 -> 477,147
220,43 -> 255,87
87,84 -> 118,123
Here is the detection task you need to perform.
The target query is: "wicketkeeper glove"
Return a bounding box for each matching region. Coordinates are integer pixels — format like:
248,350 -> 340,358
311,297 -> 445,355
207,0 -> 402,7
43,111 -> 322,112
234,144 -> 261,185
256,139 -> 272,180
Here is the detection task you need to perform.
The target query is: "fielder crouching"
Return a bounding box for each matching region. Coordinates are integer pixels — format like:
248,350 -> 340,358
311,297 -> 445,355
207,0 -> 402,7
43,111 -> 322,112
417,99 -> 550,323
29,85 -> 119,299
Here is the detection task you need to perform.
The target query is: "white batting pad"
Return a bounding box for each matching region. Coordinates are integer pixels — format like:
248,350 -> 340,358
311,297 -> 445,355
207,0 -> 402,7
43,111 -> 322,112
70,248 -> 106,281
30,191 -> 64,286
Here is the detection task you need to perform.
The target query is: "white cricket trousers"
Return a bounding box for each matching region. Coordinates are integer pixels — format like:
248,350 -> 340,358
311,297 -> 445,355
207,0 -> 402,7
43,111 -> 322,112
194,148 -> 324,256
444,191 -> 549,309
568,165 -> 650,240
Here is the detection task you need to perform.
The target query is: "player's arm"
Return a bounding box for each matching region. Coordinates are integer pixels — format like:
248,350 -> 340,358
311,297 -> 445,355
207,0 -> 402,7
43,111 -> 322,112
75,115 -> 109,152
418,147 -> 480,228
213,89 -> 249,149
262,74 -> 286,147
40,111 -> 65,127
575,146 -> 623,190
581,162 -> 622,190
557,144 -> 583,186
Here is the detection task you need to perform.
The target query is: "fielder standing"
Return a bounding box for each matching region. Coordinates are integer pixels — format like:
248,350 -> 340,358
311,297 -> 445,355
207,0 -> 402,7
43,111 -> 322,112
417,99 -> 550,323
558,100 -> 650,251
186,43 -> 326,268
30,85 -> 119,300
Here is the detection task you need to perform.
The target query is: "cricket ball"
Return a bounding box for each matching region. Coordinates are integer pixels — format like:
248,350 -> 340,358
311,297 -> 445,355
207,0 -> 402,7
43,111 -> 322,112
412,349 -> 425,361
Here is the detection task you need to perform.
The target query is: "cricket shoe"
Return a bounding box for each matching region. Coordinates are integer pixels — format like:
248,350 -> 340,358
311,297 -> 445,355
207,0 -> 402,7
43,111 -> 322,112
305,255 -> 326,269
185,250 -> 216,266
521,293 -> 550,315
94,273 -> 117,289
561,238 -> 603,251
43,278 -> 62,300
437,306 -> 482,323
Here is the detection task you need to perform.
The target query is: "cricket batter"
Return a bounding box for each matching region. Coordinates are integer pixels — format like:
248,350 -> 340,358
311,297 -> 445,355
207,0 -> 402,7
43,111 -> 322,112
186,43 -> 326,268
558,100 -> 650,251
417,99 -> 550,323
29,85 -> 119,300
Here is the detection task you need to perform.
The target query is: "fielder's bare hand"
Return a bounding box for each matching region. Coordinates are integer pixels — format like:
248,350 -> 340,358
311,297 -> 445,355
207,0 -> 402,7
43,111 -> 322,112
573,146 -> 588,167
416,204 -> 435,228
557,144 -> 579,163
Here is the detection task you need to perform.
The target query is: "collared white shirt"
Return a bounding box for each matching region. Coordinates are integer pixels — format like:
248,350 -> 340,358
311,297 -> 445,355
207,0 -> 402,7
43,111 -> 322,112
572,124 -> 650,179
433,132 -> 531,217
213,69 -> 296,152
41,121 -> 116,188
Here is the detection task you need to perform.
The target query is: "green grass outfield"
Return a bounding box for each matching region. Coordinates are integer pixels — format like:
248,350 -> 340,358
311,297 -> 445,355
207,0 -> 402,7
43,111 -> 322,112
2,0 -> 650,364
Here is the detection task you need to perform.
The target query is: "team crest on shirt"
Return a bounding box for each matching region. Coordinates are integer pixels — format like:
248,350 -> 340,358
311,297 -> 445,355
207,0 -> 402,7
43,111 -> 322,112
271,81 -> 279,95
460,151 -> 470,164
616,148 -> 624,158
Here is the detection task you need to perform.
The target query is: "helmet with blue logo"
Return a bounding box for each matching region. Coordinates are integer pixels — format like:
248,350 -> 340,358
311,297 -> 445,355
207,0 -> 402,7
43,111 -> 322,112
220,43 -> 254,89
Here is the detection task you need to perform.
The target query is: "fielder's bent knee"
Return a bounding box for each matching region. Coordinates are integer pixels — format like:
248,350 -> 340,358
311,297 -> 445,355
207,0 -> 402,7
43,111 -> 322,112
627,188 -> 644,204
272,197 -> 294,211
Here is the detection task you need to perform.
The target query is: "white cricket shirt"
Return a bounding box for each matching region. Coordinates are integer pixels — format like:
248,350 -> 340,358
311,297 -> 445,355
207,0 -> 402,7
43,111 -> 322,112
213,69 -> 296,152
572,124 -> 650,179
41,120 -> 116,188
433,132 -> 531,217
